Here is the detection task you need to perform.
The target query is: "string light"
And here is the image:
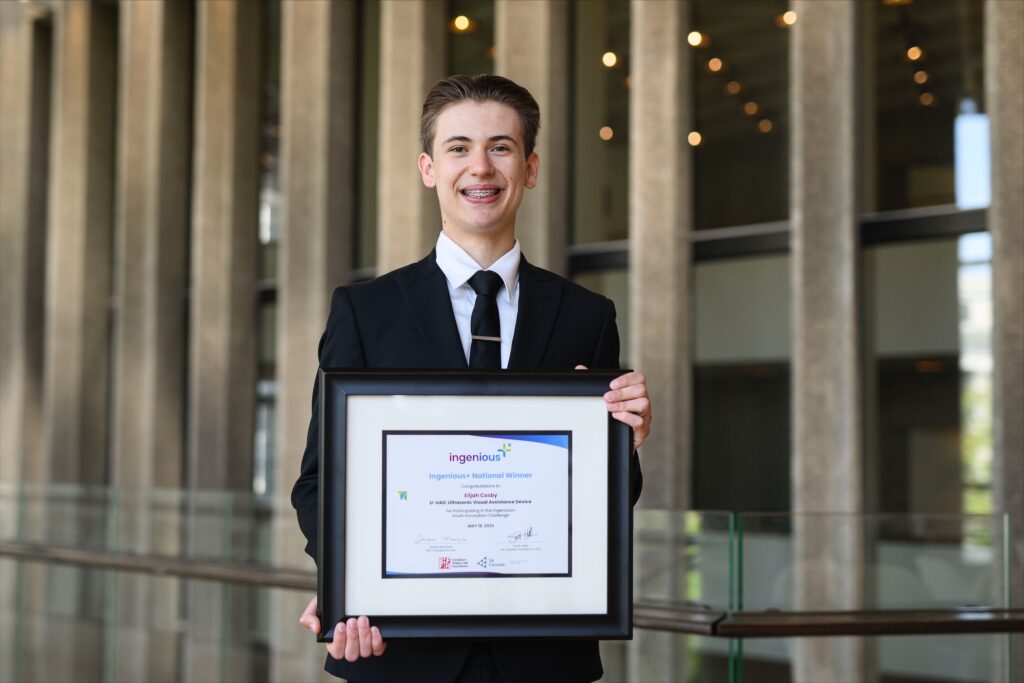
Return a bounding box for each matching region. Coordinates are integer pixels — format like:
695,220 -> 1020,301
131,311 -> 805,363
913,70 -> 928,84
599,126 -> 614,141
687,31 -> 705,47
602,51 -> 618,68
906,46 -> 923,61
725,81 -> 742,95
687,131 -> 702,147
451,15 -> 477,33
743,101 -> 759,116
919,92 -> 935,106
707,57 -> 723,72
758,119 -> 774,133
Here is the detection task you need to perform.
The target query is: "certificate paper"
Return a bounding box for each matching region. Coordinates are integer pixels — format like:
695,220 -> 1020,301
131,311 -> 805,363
383,431 -> 571,578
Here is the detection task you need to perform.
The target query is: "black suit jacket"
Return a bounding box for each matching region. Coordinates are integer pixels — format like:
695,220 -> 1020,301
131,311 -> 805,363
291,251 -> 643,683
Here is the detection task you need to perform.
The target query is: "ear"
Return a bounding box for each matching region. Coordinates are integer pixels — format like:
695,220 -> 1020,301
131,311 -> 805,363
418,152 -> 437,188
524,152 -> 540,190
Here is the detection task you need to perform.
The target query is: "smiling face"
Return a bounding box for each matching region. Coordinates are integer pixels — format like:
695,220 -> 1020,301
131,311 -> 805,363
418,100 -> 539,247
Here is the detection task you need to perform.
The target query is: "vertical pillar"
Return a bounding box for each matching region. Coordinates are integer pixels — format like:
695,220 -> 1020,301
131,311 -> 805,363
628,0 -> 692,513
494,0 -> 568,273
0,4 -> 50,491
790,2 -> 864,682
186,3 -> 262,681
38,3 -> 117,681
629,2 -> 693,682
272,1 -> 356,680
377,0 -> 445,273
42,0 -> 117,488
188,0 -> 262,493
0,7 -> 52,682
109,2 -> 192,681
986,2 -> 1024,680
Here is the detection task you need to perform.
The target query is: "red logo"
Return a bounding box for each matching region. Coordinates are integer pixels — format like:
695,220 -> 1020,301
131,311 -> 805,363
438,556 -> 451,570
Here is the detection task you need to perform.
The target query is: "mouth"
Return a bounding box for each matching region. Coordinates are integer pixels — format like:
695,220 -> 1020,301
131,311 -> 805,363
460,187 -> 503,203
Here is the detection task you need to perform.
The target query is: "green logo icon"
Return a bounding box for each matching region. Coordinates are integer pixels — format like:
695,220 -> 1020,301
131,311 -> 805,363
398,490 -> 408,501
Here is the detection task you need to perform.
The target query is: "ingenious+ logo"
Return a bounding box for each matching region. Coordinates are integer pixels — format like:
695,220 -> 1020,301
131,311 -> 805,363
449,442 -> 512,464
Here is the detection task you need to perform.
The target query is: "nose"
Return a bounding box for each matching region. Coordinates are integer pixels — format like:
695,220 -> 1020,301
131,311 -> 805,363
468,148 -> 493,176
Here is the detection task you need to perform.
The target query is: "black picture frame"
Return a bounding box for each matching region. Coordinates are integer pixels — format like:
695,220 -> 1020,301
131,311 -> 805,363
317,369 -> 633,640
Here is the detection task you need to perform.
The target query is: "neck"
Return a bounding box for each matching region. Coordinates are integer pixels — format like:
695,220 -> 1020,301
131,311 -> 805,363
442,227 -> 516,269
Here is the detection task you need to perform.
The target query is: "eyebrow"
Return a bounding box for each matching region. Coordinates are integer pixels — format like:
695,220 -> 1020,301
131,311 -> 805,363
441,134 -> 519,147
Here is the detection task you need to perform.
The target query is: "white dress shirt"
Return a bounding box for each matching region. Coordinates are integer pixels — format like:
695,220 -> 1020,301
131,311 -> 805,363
434,232 -> 520,369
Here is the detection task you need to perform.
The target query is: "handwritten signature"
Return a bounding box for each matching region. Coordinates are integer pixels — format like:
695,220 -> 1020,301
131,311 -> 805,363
507,527 -> 537,542
415,534 -> 466,544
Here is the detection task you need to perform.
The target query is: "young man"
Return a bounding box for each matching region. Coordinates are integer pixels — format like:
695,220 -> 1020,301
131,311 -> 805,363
292,74 -> 651,683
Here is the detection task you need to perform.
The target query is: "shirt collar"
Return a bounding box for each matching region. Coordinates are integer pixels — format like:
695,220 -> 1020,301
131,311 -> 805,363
435,232 -> 520,302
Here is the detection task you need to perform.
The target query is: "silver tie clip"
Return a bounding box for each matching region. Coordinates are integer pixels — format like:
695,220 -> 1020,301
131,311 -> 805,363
471,335 -> 501,343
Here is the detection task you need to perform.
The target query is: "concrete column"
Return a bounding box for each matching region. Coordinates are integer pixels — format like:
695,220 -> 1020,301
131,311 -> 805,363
112,0 -> 192,502
628,2 -> 693,681
628,0 -> 692,513
109,2 -> 193,681
0,7 -> 52,682
494,0 -> 568,273
188,0 -> 262,492
42,0 -> 117,488
186,3 -> 262,681
790,2 -> 864,682
0,4 -> 50,491
36,3 -> 118,681
986,2 -> 1024,680
272,1 -> 357,680
377,0 -> 445,272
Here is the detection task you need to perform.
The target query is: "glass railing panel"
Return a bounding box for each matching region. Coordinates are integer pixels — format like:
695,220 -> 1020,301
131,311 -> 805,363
737,634 -> 1008,683
600,632 -> 741,683
0,556 -> 328,683
634,510 -> 734,611
0,483 -> 313,573
736,512 -> 1008,612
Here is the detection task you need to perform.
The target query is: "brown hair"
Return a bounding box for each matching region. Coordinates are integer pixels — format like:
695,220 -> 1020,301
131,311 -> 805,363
420,74 -> 540,158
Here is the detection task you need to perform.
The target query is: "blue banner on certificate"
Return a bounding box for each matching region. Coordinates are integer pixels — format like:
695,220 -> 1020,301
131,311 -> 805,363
382,431 -> 572,578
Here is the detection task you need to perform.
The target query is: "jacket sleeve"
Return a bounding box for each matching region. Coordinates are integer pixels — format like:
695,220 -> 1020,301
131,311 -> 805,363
290,287 -> 367,563
590,299 -> 644,507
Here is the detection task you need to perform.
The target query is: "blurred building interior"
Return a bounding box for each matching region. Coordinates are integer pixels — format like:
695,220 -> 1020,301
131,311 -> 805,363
1,0 -> 1021,681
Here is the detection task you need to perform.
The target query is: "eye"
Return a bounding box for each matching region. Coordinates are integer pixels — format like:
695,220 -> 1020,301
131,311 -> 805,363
492,144 -> 510,153
449,145 -> 468,154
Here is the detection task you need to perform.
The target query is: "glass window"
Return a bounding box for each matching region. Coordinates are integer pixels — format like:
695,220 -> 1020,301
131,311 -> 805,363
571,0 -> 630,244
356,0 -> 381,270
693,255 -> 791,511
571,269 -> 629,364
864,233 -> 992,516
692,0 -> 789,230
447,0 -> 495,76
865,0 -> 986,212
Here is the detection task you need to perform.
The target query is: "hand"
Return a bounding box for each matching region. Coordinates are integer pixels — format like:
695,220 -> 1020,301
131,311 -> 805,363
576,366 -> 652,450
299,596 -> 387,662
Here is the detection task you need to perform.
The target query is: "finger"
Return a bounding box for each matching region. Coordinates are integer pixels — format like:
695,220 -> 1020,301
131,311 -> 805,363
344,618 -> 360,662
358,616 -> 373,658
327,622 -> 346,660
299,597 -> 320,634
574,364 -> 588,370
371,626 -> 387,656
604,398 -> 650,415
603,384 -> 647,403
612,411 -> 644,428
609,371 -> 645,390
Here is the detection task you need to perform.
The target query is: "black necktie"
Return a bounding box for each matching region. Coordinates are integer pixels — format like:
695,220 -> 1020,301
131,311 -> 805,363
468,270 -> 504,369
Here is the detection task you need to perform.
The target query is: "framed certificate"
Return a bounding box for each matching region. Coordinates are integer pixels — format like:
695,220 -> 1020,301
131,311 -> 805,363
317,370 -> 633,640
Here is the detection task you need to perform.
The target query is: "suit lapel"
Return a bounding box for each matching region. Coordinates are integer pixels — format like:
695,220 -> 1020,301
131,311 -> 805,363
396,250 -> 468,369
508,257 -> 564,370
